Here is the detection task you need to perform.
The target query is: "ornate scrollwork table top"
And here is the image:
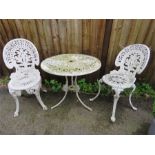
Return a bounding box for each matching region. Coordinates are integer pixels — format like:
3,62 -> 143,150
41,54 -> 101,76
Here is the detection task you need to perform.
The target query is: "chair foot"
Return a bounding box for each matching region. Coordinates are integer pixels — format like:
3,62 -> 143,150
132,106 -> 138,111
130,103 -> 138,111
129,84 -> 137,111
42,105 -> 48,110
14,111 -> 19,117
111,116 -> 116,122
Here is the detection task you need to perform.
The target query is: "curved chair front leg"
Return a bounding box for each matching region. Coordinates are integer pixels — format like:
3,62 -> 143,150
35,88 -> 48,110
111,89 -> 121,122
9,89 -> 21,117
129,84 -> 137,111
89,79 -> 102,101
27,82 -> 48,110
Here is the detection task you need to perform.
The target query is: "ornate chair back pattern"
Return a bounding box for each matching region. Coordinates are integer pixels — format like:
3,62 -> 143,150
3,38 -> 39,71
115,44 -> 150,76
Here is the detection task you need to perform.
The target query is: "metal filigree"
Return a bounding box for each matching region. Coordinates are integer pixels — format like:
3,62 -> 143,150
41,54 -> 101,76
90,44 -> 150,122
115,44 -> 150,75
41,54 -> 101,111
3,38 -> 48,117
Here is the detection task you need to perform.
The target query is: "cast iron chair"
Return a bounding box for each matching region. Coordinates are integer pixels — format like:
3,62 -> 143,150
3,38 -> 48,117
90,44 -> 150,122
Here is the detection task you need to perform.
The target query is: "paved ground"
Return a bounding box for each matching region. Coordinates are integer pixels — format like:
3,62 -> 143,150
0,87 -> 153,135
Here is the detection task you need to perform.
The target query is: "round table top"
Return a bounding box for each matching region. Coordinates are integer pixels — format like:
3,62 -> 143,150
41,54 -> 101,76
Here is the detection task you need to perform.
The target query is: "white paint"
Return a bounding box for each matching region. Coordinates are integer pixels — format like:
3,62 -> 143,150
3,38 -> 48,117
90,44 -> 150,122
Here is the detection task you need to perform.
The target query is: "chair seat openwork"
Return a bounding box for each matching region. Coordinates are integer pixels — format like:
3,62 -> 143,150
3,38 -> 48,117
102,71 -> 136,89
8,69 -> 41,90
90,44 -> 150,122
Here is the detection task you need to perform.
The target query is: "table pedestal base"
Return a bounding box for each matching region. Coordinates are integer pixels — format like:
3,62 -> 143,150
51,76 -> 92,111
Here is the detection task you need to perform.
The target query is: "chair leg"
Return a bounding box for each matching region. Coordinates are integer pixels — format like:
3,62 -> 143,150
9,89 -> 21,117
111,89 -> 121,122
129,84 -> 137,111
26,82 -> 48,110
34,88 -> 48,110
89,79 -> 102,101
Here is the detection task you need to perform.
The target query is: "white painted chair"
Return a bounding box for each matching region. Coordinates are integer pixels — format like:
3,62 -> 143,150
90,44 -> 150,122
3,38 -> 48,117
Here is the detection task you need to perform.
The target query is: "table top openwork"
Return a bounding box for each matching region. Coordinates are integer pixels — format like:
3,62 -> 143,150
41,54 -> 101,76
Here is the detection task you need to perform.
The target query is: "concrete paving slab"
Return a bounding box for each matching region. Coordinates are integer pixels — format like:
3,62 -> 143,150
0,88 -> 153,135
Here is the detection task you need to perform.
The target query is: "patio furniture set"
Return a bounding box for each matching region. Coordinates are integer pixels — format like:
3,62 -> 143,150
2,38 -> 150,122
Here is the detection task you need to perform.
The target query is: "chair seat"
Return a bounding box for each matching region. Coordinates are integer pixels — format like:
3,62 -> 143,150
8,69 -> 41,90
102,71 -> 136,89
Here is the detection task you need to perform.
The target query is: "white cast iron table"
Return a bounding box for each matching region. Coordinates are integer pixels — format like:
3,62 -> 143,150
41,54 -> 101,111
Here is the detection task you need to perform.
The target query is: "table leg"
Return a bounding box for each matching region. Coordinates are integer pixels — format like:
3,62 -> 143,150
51,76 -> 69,110
89,79 -> 101,101
74,76 -> 92,111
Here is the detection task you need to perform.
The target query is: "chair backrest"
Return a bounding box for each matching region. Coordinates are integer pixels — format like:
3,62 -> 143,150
115,44 -> 150,76
3,38 -> 39,71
